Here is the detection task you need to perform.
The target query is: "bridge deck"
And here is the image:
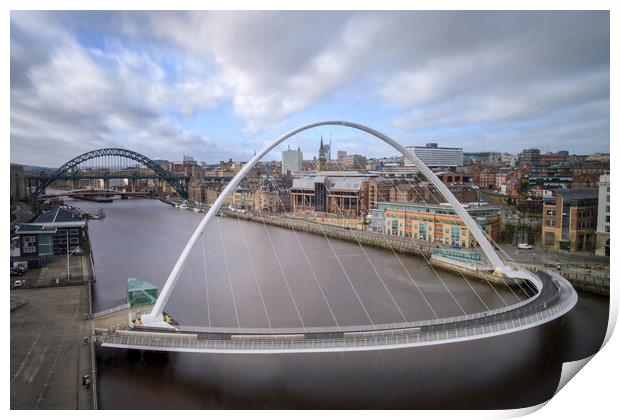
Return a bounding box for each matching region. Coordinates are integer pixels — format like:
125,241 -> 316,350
93,270 -> 577,353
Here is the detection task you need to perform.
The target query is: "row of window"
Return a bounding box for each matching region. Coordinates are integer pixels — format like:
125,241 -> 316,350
577,221 -> 594,229
56,228 -> 81,235
21,235 -> 37,254
578,211 -> 594,217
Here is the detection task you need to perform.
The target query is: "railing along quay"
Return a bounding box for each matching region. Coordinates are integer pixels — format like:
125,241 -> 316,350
221,211 -> 478,261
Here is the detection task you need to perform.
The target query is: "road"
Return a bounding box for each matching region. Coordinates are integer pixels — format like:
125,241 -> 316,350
499,244 -> 609,267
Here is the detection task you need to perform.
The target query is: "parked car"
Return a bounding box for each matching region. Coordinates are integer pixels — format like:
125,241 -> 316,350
10,267 -> 26,276
13,280 -> 24,288
517,243 -> 533,250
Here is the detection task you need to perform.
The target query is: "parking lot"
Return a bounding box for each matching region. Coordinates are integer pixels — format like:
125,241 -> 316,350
10,285 -> 93,409
11,255 -> 91,289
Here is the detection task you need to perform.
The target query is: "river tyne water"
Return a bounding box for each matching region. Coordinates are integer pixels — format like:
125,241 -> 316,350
69,197 -> 609,409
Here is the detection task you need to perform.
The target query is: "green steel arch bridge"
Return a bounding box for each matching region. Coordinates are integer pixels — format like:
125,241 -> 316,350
26,148 -> 190,199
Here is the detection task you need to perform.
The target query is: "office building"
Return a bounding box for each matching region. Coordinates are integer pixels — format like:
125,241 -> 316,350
595,172 -> 610,257
13,208 -> 86,258
381,202 -> 502,246
520,148 -> 541,167
542,189 -> 598,251
404,143 -> 463,169
282,146 -> 303,174
340,154 -> 367,169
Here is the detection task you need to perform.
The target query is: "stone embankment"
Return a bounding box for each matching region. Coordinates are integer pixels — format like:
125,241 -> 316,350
221,211 -> 520,286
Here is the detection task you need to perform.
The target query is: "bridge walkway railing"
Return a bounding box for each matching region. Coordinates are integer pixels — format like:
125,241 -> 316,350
96,281 -> 575,352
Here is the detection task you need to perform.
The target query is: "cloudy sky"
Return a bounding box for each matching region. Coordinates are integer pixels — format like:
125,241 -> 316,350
10,11 -> 609,167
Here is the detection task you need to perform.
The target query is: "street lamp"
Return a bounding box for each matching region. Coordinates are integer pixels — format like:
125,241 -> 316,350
66,230 -> 79,282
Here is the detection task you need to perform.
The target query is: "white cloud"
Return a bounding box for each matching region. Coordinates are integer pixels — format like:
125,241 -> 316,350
10,12 -> 231,166
10,11 -> 610,165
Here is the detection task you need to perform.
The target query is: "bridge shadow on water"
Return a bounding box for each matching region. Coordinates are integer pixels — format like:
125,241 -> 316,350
95,291 -> 608,409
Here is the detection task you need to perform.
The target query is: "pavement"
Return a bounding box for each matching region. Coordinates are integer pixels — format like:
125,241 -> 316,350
10,285 -> 93,409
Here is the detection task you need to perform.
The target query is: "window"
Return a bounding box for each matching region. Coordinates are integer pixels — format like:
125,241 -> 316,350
69,228 -> 79,235
606,216 -> 610,223
70,238 -> 79,244
22,235 -> 37,254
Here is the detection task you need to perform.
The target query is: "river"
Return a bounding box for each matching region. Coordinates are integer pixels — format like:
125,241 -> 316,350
68,196 -> 608,409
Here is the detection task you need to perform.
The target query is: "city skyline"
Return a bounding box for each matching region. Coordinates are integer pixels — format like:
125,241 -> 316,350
11,11 -> 610,166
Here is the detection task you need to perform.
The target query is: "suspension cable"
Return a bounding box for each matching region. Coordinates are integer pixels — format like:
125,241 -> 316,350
215,216 -> 241,329
288,165 -> 377,328
231,180 -> 274,330
234,181 -> 307,329
262,176 -> 342,329
308,128 -> 409,321
200,232 -> 211,328
339,124 -> 527,305
327,126 -> 469,315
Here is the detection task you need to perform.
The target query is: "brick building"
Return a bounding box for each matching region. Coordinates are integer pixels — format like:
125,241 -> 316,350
473,167 -> 499,190
381,202 -> 501,246
290,174 -> 370,218
542,189 -> 598,251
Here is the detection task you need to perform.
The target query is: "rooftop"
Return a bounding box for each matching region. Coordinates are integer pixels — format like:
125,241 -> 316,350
408,145 -> 462,151
555,188 -> 599,201
34,208 -> 83,224
127,277 -> 157,293
378,201 -> 500,214
394,184 -> 416,191
292,174 -> 369,191
14,224 -> 58,235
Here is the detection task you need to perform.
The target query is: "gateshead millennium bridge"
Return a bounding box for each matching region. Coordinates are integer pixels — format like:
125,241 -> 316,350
91,121 -> 578,353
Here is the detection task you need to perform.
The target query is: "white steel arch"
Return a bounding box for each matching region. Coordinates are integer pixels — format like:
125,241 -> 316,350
142,121 -> 532,326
